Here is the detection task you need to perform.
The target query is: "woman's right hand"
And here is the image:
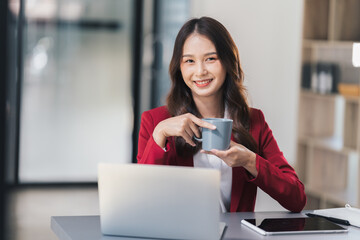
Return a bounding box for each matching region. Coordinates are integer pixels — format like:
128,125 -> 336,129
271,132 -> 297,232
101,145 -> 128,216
152,113 -> 216,149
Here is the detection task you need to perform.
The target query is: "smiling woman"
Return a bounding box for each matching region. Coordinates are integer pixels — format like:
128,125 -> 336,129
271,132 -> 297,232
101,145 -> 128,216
180,34 -> 226,100
137,17 -> 307,213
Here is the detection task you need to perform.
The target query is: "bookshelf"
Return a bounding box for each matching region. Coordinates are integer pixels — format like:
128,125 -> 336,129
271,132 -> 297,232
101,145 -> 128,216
296,0 -> 360,209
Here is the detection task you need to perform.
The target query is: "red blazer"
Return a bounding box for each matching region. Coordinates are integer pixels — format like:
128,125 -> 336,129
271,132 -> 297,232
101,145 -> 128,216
137,106 -> 306,212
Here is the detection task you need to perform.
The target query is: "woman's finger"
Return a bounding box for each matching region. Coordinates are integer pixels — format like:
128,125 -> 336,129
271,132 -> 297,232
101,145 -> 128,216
188,115 -> 216,130
210,149 -> 226,158
188,121 -> 201,138
200,148 -> 222,157
200,149 -> 211,154
182,127 -> 196,146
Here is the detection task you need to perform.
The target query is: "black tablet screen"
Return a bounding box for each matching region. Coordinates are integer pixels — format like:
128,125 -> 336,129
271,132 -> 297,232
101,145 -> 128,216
243,217 -> 347,232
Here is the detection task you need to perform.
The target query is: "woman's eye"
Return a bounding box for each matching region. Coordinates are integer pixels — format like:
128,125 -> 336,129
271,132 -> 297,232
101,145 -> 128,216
206,57 -> 216,61
185,59 -> 194,63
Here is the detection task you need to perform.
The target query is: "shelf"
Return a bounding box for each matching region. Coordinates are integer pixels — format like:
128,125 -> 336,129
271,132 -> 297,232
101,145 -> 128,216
303,40 -> 355,48
343,95 -> 360,103
298,91 -> 338,138
298,136 -> 357,155
305,184 -> 358,207
332,0 -> 360,41
303,0 -> 360,42
300,90 -> 339,99
298,0 -> 360,209
300,91 -> 360,104
303,0 -> 329,40
343,99 -> 360,149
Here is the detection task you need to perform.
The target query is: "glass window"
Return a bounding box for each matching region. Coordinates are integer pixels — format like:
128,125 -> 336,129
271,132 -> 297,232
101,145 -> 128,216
19,0 -> 134,182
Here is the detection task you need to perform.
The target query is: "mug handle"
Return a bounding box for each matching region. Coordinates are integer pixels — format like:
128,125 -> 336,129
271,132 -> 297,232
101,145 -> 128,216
193,136 -> 202,142
193,127 -> 202,142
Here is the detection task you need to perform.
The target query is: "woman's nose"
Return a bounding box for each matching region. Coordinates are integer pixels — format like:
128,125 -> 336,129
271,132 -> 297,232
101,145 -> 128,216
196,62 -> 207,76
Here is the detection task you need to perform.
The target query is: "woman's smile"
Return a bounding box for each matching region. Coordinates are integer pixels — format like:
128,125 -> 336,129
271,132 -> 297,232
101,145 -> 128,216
193,78 -> 213,87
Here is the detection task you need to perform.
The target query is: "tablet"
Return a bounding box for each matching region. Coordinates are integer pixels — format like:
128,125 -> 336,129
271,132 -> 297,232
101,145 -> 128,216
241,217 -> 348,236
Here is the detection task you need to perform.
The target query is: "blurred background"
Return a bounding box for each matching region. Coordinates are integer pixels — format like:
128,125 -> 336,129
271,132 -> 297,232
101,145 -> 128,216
1,0 -> 360,239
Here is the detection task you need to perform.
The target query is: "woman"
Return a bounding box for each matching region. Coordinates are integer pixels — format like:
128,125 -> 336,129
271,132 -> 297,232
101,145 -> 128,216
137,17 -> 306,213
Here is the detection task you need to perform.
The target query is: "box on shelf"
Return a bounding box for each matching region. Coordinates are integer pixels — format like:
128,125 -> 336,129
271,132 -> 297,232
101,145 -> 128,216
338,83 -> 360,97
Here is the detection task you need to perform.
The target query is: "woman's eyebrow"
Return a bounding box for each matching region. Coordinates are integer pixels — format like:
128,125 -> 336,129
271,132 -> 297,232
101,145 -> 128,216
205,52 -> 217,56
182,54 -> 193,58
182,52 -> 217,58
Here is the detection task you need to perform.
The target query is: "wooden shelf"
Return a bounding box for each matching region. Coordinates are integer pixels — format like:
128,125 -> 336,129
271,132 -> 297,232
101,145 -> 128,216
298,136 -> 357,155
343,95 -> 360,103
305,184 -> 358,208
297,0 -> 360,209
303,0 -> 329,40
343,98 -> 360,149
300,90 -> 339,99
303,0 -> 360,41
298,91 -> 337,138
303,39 -> 355,47
332,0 -> 360,41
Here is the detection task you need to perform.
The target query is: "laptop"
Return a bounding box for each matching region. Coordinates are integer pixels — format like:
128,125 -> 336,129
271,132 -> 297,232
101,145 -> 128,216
98,163 -> 225,240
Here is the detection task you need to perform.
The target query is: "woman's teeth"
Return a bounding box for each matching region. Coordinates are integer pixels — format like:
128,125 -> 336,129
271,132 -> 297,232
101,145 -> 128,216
196,79 -> 212,84
194,79 -> 213,87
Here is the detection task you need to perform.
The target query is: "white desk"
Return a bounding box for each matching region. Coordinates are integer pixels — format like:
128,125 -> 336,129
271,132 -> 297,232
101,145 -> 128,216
51,211 -> 360,240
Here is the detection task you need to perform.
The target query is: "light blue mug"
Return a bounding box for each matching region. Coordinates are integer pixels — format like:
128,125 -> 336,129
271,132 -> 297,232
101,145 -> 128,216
194,118 -> 233,151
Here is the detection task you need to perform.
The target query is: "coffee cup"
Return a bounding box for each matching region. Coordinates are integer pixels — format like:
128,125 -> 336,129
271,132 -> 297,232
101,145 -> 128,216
194,118 -> 233,151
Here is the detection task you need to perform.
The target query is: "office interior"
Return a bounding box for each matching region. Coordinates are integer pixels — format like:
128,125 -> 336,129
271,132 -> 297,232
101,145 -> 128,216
1,0 -> 360,239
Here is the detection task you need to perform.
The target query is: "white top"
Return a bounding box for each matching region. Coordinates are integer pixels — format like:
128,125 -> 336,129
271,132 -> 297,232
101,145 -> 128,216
193,108 -> 232,212
193,151 -> 232,212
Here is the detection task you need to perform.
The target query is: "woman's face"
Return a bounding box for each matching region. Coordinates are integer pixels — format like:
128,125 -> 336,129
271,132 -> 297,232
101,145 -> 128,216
180,33 -> 226,100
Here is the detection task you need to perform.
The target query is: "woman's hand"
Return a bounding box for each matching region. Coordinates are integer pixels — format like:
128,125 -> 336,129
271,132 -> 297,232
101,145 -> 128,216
153,113 -> 216,149
201,141 -> 258,177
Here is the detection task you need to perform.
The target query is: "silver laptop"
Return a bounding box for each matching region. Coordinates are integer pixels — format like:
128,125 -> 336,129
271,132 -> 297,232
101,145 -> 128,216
98,163 -> 225,240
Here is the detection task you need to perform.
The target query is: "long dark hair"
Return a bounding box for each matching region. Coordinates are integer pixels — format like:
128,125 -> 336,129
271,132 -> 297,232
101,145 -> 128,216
167,17 -> 257,157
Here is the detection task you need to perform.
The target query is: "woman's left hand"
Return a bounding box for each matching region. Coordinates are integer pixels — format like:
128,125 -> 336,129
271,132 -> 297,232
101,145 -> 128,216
201,141 -> 258,177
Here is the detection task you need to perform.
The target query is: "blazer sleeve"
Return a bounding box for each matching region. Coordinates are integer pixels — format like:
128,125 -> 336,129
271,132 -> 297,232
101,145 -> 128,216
247,110 -> 306,212
137,110 -> 175,165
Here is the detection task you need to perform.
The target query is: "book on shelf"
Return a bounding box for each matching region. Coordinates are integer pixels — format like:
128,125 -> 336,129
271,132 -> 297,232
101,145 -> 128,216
312,204 -> 360,228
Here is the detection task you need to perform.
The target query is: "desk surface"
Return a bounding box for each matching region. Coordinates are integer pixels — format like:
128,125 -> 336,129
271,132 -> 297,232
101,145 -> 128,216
51,211 -> 360,240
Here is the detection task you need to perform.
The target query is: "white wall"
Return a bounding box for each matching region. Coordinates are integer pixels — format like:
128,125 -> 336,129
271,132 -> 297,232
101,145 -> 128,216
190,0 -> 304,211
